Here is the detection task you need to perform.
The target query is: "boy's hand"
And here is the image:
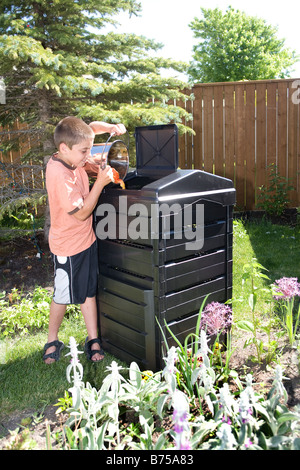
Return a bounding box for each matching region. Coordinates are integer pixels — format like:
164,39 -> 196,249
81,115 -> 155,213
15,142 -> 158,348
72,166 -> 114,221
109,123 -> 126,136
96,165 -> 114,186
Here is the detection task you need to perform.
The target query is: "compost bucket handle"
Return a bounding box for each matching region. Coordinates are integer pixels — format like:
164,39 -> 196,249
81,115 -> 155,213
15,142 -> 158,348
100,131 -> 130,170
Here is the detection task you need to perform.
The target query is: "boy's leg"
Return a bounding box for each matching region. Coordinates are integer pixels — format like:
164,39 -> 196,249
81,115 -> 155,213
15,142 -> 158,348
80,296 -> 104,361
44,300 -> 67,364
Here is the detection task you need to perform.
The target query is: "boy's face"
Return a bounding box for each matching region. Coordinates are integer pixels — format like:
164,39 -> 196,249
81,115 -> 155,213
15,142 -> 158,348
59,137 -> 94,168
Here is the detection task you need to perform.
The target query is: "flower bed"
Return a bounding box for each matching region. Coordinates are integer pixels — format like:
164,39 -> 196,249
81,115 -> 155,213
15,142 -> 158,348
53,282 -> 300,451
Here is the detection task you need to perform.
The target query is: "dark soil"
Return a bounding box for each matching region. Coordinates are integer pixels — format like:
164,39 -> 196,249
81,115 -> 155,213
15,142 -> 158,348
0,232 -> 53,294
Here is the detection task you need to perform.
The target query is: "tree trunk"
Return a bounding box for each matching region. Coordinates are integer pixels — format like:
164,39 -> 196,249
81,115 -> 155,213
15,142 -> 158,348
38,92 -> 53,242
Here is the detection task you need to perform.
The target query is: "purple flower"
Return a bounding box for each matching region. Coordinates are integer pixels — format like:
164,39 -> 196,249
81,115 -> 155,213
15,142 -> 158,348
172,391 -> 191,451
173,410 -> 189,434
222,416 -> 232,425
200,302 -> 233,336
273,277 -> 300,301
239,407 -> 253,424
244,438 -> 253,449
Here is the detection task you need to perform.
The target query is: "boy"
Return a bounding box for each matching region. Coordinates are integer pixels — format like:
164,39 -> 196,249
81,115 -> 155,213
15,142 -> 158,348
43,116 -> 126,364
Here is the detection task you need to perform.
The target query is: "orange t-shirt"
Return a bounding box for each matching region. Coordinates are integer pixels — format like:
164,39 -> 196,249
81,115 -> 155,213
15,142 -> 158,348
46,155 -> 96,256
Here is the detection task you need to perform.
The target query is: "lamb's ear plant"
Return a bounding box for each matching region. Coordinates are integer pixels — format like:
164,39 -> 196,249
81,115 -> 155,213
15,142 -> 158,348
156,297 -> 213,406
57,339 -> 126,450
55,338 -> 172,450
121,362 -> 169,426
52,329 -> 300,451
253,366 -> 300,450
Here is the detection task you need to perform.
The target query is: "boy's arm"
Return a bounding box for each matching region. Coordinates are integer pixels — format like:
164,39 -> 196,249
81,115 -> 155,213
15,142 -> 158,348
84,160 -> 100,177
71,166 -> 113,221
89,121 -> 126,136
85,122 -> 126,176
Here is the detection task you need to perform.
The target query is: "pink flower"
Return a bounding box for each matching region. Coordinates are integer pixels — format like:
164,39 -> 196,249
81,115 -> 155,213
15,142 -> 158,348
244,438 -> 253,449
273,277 -> 300,301
200,302 -> 233,336
222,416 -> 232,425
172,391 -> 191,451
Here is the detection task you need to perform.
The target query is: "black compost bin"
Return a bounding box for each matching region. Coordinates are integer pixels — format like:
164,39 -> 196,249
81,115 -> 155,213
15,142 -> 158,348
94,124 -> 236,371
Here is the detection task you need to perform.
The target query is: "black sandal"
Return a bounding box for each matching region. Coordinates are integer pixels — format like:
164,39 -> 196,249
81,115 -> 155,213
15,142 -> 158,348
84,337 -> 105,362
43,340 -> 64,363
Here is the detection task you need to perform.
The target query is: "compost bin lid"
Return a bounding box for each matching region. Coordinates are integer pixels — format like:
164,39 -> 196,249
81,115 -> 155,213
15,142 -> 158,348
142,169 -> 236,206
135,124 -> 178,177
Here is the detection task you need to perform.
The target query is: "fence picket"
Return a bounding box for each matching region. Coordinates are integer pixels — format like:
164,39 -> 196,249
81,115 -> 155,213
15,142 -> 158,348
213,85 -> 225,177
244,84 -> 256,210
202,85 -> 214,173
192,86 -> 203,170
266,82 -> 277,169
235,84 -> 246,209
224,84 -> 235,185
277,81 -> 288,180
288,81 -> 299,207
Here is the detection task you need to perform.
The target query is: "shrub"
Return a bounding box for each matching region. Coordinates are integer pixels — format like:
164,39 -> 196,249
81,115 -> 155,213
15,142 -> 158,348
257,163 -> 294,216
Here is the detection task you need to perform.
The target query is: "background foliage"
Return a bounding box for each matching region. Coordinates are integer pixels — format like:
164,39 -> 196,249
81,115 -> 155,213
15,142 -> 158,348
0,0 -> 191,162
188,6 -> 298,83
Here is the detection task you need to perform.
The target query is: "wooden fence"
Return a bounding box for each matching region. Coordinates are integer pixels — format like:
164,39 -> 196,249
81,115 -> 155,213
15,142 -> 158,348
178,79 -> 300,210
1,78 -> 300,210
0,119 -> 41,165
0,120 -> 45,208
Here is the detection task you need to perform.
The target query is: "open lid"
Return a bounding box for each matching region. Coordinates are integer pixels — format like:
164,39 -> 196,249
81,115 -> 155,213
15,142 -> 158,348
135,124 -> 178,177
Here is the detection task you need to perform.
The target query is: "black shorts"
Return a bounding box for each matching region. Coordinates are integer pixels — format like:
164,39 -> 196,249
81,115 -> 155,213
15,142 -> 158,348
52,241 -> 98,305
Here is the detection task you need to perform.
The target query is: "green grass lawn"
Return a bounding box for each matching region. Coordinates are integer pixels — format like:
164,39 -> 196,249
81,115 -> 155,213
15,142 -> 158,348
0,315 -> 125,418
1,217 -> 300,422
232,218 -> 300,320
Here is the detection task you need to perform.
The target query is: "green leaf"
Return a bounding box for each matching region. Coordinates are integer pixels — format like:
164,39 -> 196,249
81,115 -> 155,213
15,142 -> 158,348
248,292 -> 257,311
191,367 -> 201,386
277,412 -> 300,424
129,361 -> 142,389
268,435 -> 290,448
154,432 -> 168,450
258,431 -> 268,450
157,394 -> 169,418
292,438 -> 300,450
236,320 -> 255,333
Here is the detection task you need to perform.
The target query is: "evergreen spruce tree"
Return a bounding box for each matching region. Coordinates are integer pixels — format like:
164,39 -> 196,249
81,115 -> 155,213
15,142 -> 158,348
0,0 -> 190,160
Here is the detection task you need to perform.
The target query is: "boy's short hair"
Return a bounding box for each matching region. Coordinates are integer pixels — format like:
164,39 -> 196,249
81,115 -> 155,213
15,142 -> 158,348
54,116 -> 94,149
